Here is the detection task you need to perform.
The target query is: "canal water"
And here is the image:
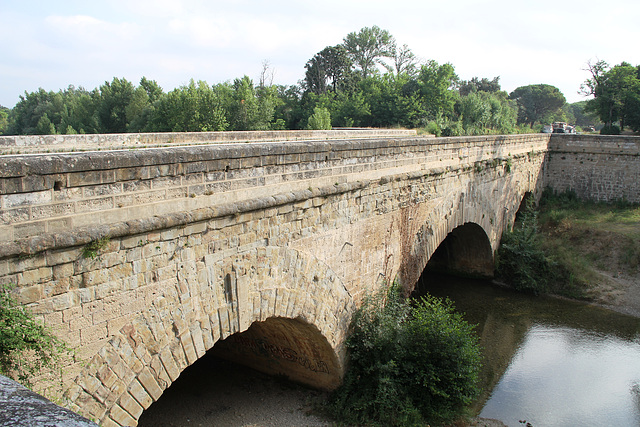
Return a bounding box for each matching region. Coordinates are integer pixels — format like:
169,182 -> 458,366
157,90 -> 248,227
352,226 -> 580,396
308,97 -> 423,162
418,273 -> 640,427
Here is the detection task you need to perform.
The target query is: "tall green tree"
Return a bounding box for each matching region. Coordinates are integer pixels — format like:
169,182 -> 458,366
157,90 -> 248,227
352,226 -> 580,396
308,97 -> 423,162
304,45 -> 354,95
0,106 -> 8,134
459,76 -> 501,96
225,76 -> 264,130
6,88 -> 64,135
509,84 -> 566,126
273,84 -> 305,129
343,26 -> 395,78
58,86 -> 100,134
359,74 -> 424,128
582,61 -> 640,131
390,43 -> 420,77
566,101 -> 599,127
151,79 -> 226,132
96,77 -> 136,133
457,90 -> 517,135
417,60 -> 459,121
126,77 -> 164,132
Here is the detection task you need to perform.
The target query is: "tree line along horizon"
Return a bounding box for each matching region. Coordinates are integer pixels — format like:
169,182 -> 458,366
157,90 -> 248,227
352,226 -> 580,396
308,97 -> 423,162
0,26 -> 638,137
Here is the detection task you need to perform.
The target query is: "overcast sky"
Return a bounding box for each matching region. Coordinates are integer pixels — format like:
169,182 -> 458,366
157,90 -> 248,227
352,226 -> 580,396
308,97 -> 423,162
1,0 -> 638,108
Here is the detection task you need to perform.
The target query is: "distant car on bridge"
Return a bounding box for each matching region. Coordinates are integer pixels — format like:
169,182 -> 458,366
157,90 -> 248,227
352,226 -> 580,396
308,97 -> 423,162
552,122 -> 570,133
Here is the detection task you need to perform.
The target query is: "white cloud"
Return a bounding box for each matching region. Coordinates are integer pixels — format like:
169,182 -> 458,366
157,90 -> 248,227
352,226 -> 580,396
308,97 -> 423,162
0,0 -> 639,107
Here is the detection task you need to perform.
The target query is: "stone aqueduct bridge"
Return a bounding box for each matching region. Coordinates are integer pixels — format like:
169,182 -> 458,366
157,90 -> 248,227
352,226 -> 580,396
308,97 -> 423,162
1,130 -> 639,426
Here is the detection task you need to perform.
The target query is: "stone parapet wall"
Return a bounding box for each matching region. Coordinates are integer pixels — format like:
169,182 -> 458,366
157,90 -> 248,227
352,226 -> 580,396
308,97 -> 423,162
545,134 -> 640,202
0,128 -> 418,155
0,133 -> 549,248
0,374 -> 98,427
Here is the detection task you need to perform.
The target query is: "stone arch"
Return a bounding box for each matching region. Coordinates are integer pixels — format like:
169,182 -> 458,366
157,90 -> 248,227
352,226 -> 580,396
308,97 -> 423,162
425,223 -> 493,277
399,181 -> 532,290
65,246 -> 354,426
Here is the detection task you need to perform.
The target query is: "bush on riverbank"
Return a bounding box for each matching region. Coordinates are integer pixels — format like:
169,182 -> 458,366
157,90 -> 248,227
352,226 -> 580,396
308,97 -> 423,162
496,197 -> 573,295
328,284 -> 482,426
497,188 -> 640,300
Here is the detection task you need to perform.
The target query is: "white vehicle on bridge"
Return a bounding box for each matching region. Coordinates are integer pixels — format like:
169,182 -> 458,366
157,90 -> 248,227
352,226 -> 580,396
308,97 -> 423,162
552,122 -> 568,133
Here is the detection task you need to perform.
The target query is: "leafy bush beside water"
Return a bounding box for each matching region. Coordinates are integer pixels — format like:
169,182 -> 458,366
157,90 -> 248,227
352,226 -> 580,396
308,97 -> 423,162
497,188 -> 640,299
329,284 -> 482,426
0,284 -> 70,388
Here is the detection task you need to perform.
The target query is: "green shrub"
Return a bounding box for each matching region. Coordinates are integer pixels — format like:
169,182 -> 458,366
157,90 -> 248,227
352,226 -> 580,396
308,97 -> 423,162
306,107 -> 331,130
0,284 -> 70,387
496,198 -> 553,294
423,121 -> 441,137
329,284 -> 482,426
82,236 -> 110,259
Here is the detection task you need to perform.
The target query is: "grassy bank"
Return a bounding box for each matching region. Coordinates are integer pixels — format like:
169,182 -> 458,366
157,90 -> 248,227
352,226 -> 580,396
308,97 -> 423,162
497,189 -> 640,303
537,190 -> 640,301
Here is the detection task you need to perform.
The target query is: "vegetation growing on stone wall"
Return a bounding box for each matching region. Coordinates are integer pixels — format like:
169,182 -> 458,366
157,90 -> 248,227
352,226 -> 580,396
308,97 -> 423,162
82,236 -> 110,259
328,283 -> 482,426
0,284 -> 70,388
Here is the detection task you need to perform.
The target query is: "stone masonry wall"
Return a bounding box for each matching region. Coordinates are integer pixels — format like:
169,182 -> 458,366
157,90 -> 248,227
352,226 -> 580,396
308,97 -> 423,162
545,134 -> 640,202
0,133 -> 547,248
0,129 -> 418,155
0,133 -> 551,425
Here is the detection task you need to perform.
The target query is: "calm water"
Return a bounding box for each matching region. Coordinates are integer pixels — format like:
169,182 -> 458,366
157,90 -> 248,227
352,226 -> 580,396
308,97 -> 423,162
419,273 -> 640,427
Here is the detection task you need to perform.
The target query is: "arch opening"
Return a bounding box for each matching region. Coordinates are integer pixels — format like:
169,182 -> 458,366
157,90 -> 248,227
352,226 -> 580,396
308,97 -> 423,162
413,222 -> 493,295
137,316 -> 341,425
419,222 -> 493,288
211,316 -> 341,391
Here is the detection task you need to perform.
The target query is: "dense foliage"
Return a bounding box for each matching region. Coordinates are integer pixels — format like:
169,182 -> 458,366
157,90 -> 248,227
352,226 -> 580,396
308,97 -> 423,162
496,198 -> 557,295
496,190 -> 615,298
0,284 -> 70,387
329,284 -> 482,426
581,60 -> 640,132
509,84 -> 566,126
2,26 -> 616,137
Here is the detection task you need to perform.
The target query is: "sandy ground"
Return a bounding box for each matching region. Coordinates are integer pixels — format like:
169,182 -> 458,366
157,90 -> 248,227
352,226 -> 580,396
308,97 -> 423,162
137,353 -> 334,427
588,269 -> 640,318
137,351 -> 507,427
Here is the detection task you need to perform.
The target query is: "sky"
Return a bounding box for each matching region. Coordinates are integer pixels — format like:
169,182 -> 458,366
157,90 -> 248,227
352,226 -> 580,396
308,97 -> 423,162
1,0 -> 639,108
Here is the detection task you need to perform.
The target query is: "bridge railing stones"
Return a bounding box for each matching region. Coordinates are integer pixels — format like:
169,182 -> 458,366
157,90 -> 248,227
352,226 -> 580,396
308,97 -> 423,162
0,374 -> 98,427
0,129 -> 419,155
0,133 -> 550,250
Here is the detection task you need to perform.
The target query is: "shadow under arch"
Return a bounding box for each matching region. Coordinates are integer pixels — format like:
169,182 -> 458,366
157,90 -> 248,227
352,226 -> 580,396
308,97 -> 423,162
66,246 -> 354,426
426,222 -> 494,279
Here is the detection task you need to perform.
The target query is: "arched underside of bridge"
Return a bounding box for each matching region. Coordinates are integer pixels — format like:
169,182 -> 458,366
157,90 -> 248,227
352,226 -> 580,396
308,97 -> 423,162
426,222 -> 494,278
66,247 -> 354,426
397,180 -> 532,292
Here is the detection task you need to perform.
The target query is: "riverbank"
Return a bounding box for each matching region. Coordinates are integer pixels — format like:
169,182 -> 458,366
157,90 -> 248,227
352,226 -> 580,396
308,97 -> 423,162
536,191 -> 640,319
